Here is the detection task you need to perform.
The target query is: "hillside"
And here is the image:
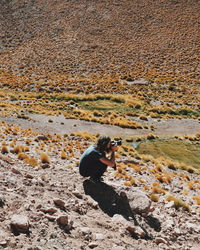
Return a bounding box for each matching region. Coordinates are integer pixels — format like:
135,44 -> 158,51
0,0 -> 199,100
0,1 -> 200,249
0,120 -> 200,250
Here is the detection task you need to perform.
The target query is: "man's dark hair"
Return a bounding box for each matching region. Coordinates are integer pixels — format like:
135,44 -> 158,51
96,135 -> 111,153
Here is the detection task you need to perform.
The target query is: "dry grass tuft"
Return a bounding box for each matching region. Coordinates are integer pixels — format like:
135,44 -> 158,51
166,195 -> 190,212
150,193 -> 159,202
1,145 -> 9,154
40,152 -> 50,164
17,153 -> 29,160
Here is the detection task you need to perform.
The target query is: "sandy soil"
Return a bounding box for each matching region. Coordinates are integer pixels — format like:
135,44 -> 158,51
1,114 -> 200,138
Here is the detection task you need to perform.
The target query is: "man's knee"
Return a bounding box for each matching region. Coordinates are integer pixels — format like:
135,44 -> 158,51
79,167 -> 89,177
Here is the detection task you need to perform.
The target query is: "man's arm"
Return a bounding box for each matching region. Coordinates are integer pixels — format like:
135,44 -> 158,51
99,145 -> 117,167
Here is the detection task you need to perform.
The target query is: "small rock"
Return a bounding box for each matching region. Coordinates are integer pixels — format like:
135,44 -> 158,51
72,189 -> 83,199
0,241 -> 7,246
79,227 -> 91,235
174,228 -> 181,236
164,201 -> 175,209
24,174 -> 34,179
45,215 -> 56,221
111,214 -> 127,224
50,231 -> 58,239
92,233 -> 104,240
57,215 -> 73,231
11,168 -> 21,175
0,196 -> 6,207
88,241 -> 98,248
10,214 -> 29,234
154,237 -> 168,245
111,246 -> 124,250
86,196 -> 98,209
127,225 -> 145,237
40,207 -> 57,215
53,198 -> 65,208
41,163 -> 50,169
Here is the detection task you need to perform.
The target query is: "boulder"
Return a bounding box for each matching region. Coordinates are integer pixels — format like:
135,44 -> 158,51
126,190 -> 151,214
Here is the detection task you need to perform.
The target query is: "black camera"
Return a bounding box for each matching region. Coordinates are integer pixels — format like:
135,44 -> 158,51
111,139 -> 122,146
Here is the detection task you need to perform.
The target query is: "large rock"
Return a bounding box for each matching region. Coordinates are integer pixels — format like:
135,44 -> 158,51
126,190 -> 151,214
10,214 -> 29,234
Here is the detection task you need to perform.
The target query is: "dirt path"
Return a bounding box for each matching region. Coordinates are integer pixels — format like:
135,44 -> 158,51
1,114 -> 200,138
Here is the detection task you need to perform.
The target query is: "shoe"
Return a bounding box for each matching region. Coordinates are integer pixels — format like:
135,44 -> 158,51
89,176 -> 103,183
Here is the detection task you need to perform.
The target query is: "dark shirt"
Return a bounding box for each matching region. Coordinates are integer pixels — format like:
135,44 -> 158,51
79,145 -> 107,177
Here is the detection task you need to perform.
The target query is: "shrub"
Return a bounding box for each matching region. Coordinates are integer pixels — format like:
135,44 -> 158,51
152,186 -> 166,194
61,150 -> 68,159
192,197 -> 200,205
40,153 -> 50,164
135,136 -> 141,142
146,133 -> 157,140
150,193 -> 159,202
125,136 -> 134,142
25,157 -> 38,167
17,153 -> 29,160
1,146 -> 9,154
124,181 -> 132,186
139,114 -> 148,121
187,181 -> 194,190
166,160 -> 177,170
12,145 -> 21,154
166,195 -> 190,211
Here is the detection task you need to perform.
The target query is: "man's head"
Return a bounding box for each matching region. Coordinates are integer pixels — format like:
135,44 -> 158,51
96,135 -> 111,153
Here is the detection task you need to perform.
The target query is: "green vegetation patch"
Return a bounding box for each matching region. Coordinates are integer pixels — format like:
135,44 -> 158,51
79,99 -> 133,113
137,138 -> 200,169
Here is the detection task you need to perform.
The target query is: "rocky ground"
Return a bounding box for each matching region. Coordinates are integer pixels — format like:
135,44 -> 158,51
0,118 -> 200,250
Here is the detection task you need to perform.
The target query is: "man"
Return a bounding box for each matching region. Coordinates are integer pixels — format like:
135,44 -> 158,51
79,135 -> 117,182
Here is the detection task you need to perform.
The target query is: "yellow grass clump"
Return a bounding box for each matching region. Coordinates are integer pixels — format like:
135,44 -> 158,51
150,194 -> 159,202
61,150 -> 68,159
166,195 -> 190,212
25,157 -> 38,167
192,197 -> 200,205
12,145 -> 21,154
124,181 -> 132,187
1,145 -> 9,154
40,153 -> 50,164
146,133 -> 157,140
17,153 -> 29,161
152,186 -> 166,194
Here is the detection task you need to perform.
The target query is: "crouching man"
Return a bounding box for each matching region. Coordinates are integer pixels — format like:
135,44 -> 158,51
79,135 -> 117,183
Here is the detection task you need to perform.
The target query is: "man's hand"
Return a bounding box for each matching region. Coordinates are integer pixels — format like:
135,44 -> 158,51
111,144 -> 117,152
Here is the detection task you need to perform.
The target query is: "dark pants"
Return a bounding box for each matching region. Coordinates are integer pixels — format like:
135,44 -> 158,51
79,162 -> 107,179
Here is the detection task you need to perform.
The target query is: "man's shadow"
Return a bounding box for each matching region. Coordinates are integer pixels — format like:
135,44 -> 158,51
83,179 -> 161,239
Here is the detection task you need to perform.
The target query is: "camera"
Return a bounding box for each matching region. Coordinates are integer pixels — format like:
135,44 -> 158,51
111,139 -> 122,146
